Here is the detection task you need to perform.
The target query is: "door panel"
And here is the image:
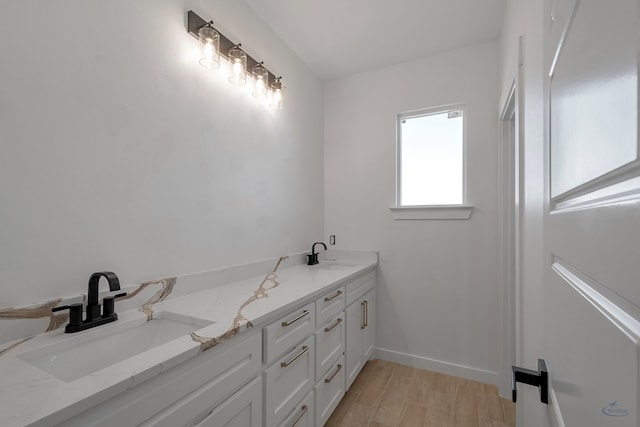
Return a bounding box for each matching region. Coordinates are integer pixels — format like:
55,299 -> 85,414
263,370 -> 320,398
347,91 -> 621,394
550,0 -> 638,198
547,261 -> 639,426
544,0 -> 640,425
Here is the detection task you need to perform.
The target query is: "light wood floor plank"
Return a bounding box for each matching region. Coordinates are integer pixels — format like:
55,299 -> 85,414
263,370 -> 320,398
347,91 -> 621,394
398,403 -> 427,427
328,359 -> 515,427
452,382 -> 480,427
355,363 -> 394,408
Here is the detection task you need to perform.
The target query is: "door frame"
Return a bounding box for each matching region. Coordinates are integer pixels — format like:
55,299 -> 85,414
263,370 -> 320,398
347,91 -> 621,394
499,36 -> 524,399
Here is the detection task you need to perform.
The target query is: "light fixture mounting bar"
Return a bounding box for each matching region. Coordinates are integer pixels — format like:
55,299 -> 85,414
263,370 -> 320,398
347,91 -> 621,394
187,10 -> 278,83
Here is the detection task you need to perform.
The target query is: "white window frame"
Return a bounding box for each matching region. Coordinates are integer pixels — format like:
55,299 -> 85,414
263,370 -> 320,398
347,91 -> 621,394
390,103 -> 473,220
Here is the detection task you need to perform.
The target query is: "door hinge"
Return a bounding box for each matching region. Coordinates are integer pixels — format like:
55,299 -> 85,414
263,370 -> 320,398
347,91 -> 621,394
512,358 -> 549,404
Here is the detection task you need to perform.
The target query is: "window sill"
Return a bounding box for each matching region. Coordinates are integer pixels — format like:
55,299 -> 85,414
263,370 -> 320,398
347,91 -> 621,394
389,205 -> 474,220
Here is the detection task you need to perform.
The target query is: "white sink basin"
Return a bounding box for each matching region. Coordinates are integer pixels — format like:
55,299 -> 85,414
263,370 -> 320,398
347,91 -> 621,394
18,311 -> 213,382
313,261 -> 357,271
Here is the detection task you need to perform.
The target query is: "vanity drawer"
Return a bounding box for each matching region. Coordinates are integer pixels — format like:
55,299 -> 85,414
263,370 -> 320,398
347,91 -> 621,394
264,302 -> 315,365
265,335 -> 315,427
315,312 -> 345,380
315,286 -> 345,327
345,271 -> 375,306
192,377 -> 262,427
277,391 -> 314,427
314,356 -> 345,427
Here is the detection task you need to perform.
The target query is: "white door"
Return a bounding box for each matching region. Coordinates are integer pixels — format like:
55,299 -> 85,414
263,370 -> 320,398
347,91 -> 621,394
542,0 -> 640,425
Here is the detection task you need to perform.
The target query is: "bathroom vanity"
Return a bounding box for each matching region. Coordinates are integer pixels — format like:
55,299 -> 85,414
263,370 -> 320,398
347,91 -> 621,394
0,250 -> 377,427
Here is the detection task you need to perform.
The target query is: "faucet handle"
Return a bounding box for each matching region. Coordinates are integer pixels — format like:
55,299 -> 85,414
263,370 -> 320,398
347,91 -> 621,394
52,303 -> 84,331
102,292 -> 127,318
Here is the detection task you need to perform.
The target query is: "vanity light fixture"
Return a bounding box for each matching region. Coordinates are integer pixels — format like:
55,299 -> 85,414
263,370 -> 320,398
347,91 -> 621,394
198,21 -> 220,69
187,10 -> 285,109
252,62 -> 269,99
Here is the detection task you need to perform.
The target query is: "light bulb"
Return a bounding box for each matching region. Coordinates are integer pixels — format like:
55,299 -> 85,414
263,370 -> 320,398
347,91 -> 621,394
252,74 -> 269,99
204,42 -> 215,60
273,89 -> 282,106
228,48 -> 247,86
233,59 -> 243,79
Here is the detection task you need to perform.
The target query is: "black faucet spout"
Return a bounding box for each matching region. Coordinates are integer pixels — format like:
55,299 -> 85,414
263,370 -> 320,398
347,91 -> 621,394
86,271 -> 121,322
312,242 -> 327,254
308,241 -> 328,265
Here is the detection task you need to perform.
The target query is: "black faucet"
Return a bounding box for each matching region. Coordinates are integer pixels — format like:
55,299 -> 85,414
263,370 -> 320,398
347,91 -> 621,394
53,271 -> 127,333
307,242 -> 327,265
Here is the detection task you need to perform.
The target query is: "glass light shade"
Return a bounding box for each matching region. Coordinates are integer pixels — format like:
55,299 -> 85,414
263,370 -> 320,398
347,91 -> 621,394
252,65 -> 269,99
228,48 -> 247,86
198,24 -> 220,69
269,79 -> 285,110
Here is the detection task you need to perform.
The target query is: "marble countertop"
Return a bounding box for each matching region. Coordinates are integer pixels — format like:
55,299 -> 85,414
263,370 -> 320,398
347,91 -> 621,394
0,250 -> 377,427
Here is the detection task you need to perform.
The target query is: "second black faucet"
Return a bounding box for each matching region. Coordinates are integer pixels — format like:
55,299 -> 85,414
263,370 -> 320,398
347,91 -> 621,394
307,241 -> 327,265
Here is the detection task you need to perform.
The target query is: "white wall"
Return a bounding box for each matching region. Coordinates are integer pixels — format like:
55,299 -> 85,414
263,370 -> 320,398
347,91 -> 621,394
324,41 -> 501,383
0,0 -> 324,307
499,0 -> 546,423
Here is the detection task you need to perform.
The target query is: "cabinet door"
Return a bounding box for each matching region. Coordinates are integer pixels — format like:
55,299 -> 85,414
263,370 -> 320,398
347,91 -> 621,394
345,300 -> 364,390
193,378 -> 261,427
362,288 -> 376,361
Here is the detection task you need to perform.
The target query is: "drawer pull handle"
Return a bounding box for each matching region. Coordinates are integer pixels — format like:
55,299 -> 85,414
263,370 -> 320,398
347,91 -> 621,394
361,301 -> 366,329
324,317 -> 343,333
324,290 -> 343,302
364,300 -> 368,328
324,363 -> 343,384
291,404 -> 309,427
282,310 -> 310,327
281,345 -> 309,368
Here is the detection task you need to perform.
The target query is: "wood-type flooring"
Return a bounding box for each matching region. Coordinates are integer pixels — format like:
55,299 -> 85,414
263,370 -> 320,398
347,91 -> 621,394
326,359 -> 516,427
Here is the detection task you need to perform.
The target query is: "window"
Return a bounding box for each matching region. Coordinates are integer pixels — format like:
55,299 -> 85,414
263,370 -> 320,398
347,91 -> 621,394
391,104 -> 472,220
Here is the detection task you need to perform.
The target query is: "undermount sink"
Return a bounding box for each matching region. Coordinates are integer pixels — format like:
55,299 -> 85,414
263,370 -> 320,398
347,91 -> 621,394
18,311 -> 214,382
313,261 -> 357,271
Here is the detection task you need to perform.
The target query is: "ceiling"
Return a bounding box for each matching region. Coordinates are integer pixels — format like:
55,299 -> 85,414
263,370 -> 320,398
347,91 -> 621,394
244,0 -> 507,80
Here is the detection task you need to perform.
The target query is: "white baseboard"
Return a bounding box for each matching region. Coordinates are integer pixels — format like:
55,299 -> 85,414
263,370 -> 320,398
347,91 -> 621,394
374,347 -> 498,386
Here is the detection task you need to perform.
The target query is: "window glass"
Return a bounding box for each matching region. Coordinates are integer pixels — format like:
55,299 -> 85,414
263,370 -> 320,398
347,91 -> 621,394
398,108 -> 464,206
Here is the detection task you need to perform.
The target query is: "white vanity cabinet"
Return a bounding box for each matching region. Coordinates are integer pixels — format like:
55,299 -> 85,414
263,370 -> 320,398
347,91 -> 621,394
345,275 -> 376,390
57,331 -> 262,427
